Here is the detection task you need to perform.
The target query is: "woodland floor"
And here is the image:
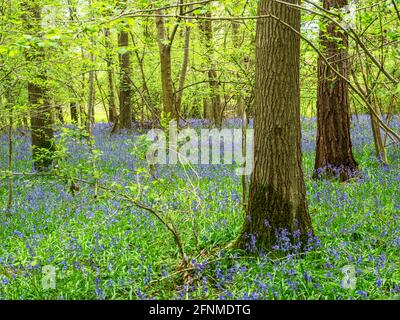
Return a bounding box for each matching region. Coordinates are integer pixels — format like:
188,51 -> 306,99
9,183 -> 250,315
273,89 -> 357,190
0,115 -> 399,299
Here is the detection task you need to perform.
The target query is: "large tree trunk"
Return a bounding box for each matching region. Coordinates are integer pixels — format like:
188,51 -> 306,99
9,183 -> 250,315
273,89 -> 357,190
237,0 -> 312,252
314,0 -> 358,181
155,12 -> 175,119
23,2 -> 55,171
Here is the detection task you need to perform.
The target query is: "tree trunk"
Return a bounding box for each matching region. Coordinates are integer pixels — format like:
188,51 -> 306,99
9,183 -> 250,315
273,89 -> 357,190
118,23 -> 132,129
131,31 -> 157,121
175,22 -> 191,120
155,12 -> 175,119
87,51 -> 95,133
370,102 -> 388,165
56,105 -> 64,124
314,0 -> 358,181
104,27 -> 118,123
67,0 -> 80,126
86,0 -> 95,134
23,2 -> 55,171
70,102 -> 78,123
200,12 -> 222,127
236,0 -> 313,252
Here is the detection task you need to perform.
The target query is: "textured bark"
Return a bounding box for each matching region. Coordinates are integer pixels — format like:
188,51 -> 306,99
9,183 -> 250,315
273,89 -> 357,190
104,27 -> 118,123
314,0 -> 358,181
23,2 -> 55,171
118,25 -> 132,129
155,12 -> 175,118
237,0 -> 312,252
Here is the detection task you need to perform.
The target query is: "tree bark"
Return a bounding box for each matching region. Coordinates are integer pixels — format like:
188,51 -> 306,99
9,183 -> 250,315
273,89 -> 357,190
236,0 -> 313,252
314,0 -> 358,181
155,11 -> 175,119
370,98 -> 388,165
118,22 -> 133,129
86,0 -> 96,134
23,2 -> 55,171
70,102 -> 78,123
104,27 -> 118,123
200,12 -> 222,127
87,50 -> 95,133
175,22 -> 191,120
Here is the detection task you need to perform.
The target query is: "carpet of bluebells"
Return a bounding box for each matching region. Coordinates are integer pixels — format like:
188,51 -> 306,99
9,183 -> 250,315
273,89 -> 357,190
0,115 -> 399,300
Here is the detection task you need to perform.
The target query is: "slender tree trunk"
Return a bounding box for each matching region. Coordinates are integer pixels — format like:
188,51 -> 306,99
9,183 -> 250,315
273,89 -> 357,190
86,0 -> 95,134
55,104 -> 64,124
96,73 -> 110,122
232,19 -> 249,210
70,102 -> 78,123
370,101 -> 388,165
200,12 -> 222,127
131,31 -> 157,121
236,0 -> 313,252
104,27 -> 118,123
314,0 -> 358,181
80,49 -> 87,126
67,0 -> 80,125
7,93 -> 13,213
175,22 -> 191,120
87,51 -> 95,133
155,12 -> 175,119
118,20 -> 133,129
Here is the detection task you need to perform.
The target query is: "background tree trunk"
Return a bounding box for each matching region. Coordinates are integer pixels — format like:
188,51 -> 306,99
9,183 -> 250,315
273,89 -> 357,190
70,102 -> 78,123
87,50 -> 95,133
104,27 -> 117,123
370,107 -> 388,165
86,0 -> 96,134
155,11 -> 175,119
23,2 -> 55,171
118,23 -> 133,129
237,0 -> 312,252
314,0 -> 358,181
200,12 -> 222,127
175,21 -> 191,121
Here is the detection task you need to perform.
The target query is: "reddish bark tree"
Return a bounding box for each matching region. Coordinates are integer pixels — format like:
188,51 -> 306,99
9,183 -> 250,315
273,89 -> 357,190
314,0 -> 358,181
